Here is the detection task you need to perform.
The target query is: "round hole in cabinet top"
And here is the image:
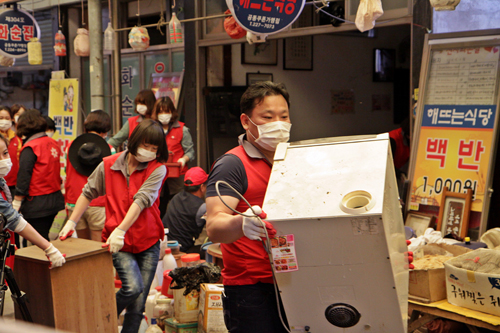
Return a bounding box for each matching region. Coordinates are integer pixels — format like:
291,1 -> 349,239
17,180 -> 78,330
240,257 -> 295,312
339,190 -> 376,214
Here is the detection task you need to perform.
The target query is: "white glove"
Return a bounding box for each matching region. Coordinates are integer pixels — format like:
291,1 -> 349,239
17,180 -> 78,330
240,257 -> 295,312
44,243 -> 66,268
105,228 -> 126,253
177,157 -> 187,169
12,199 -> 22,212
59,220 -> 77,240
241,206 -> 266,241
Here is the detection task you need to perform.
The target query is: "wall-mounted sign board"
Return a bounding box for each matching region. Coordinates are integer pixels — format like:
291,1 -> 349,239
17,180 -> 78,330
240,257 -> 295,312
407,29 -> 500,238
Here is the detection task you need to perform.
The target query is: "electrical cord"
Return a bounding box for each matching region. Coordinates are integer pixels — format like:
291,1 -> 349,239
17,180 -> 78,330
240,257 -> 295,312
215,180 -> 292,333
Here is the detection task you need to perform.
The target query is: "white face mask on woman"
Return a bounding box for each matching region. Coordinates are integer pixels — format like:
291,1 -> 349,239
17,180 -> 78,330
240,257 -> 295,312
0,119 -> 11,131
136,104 -> 148,115
248,118 -> 292,151
135,147 -> 156,163
158,114 -> 172,125
0,158 -> 12,178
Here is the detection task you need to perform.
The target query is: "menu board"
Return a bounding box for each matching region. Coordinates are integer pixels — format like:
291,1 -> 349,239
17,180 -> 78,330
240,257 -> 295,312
408,31 -> 500,237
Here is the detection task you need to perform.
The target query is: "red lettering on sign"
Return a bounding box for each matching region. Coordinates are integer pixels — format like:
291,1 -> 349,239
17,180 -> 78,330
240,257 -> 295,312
0,24 -> 8,40
250,2 -> 261,9
262,0 -> 273,12
275,1 -> 284,13
240,0 -> 251,9
426,138 -> 448,168
22,25 -> 33,41
210,295 -> 221,300
285,3 -> 295,14
457,139 -> 484,171
10,24 -> 21,41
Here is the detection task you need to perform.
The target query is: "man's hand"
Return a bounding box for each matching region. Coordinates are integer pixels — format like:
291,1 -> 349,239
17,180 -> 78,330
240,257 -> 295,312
102,228 -> 126,253
44,244 -> 66,268
242,206 -> 270,241
59,220 -> 77,240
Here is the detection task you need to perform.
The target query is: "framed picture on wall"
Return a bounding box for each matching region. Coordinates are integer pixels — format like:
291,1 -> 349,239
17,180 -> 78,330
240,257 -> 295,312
241,41 -> 278,65
246,72 -> 273,86
149,72 -> 184,108
283,36 -> 313,70
436,187 -> 472,239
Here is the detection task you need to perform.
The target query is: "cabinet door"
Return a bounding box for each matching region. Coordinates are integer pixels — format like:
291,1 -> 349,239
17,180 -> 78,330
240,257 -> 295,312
347,0 -> 412,22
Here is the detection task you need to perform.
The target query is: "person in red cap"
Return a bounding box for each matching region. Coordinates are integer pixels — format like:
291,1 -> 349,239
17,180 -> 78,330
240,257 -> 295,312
162,166 -> 208,255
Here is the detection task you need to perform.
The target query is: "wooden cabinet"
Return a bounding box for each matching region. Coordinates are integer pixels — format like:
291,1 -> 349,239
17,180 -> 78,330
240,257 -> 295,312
13,238 -> 117,333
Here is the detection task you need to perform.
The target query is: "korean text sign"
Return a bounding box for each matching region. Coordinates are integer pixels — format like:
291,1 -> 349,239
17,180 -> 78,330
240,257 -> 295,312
410,46 -> 500,213
227,0 -> 305,34
48,79 -> 79,181
0,8 -> 40,58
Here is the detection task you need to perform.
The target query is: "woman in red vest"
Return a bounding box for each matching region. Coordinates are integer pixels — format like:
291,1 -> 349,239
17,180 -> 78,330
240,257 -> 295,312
108,89 -> 156,150
5,104 -> 24,195
151,96 -> 195,217
59,119 -> 169,333
0,133 -> 65,268
13,109 -> 65,244
65,110 -> 115,241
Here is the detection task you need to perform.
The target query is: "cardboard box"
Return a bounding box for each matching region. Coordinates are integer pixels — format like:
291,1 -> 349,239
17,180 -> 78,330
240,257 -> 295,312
409,243 -> 471,303
165,317 -> 198,333
174,287 -> 200,323
444,249 -> 500,316
198,284 -> 228,333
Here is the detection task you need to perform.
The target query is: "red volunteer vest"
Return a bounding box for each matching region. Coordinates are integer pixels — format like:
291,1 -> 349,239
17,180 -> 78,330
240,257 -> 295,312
103,152 -> 165,253
21,136 -> 61,196
128,115 -> 141,138
5,136 -> 22,187
166,122 -> 188,175
64,140 -> 106,207
389,128 -> 410,169
220,145 -> 274,285
0,190 -> 15,269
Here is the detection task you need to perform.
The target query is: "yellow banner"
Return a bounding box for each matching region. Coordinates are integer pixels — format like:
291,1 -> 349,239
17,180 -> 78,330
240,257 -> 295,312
411,127 -> 493,212
48,78 -> 79,181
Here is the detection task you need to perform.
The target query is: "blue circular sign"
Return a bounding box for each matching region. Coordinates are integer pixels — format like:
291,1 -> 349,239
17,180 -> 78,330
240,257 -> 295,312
0,8 -> 40,58
227,0 -> 305,35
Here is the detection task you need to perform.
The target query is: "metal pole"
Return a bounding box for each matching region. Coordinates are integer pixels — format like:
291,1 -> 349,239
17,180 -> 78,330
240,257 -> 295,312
112,0 -> 122,133
88,0 -> 104,111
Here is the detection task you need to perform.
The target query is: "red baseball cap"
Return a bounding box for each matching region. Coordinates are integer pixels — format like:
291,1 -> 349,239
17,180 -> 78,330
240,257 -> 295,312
184,167 -> 208,186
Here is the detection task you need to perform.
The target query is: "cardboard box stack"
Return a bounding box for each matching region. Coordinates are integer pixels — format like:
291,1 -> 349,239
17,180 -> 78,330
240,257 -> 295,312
198,284 -> 228,333
409,243 -> 471,303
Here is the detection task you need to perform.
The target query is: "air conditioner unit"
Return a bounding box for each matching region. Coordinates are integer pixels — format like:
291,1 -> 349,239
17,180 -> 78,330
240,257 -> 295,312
263,133 -> 408,332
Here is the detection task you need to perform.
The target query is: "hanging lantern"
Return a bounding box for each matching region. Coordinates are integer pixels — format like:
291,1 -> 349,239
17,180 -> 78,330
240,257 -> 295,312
54,30 -> 67,56
74,28 -> 90,57
104,22 -> 116,51
28,37 -> 43,65
429,0 -> 461,11
168,13 -> 183,43
0,55 -> 15,67
128,26 -> 150,51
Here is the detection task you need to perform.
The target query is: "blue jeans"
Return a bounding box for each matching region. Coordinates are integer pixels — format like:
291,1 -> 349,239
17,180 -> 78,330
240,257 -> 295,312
113,242 -> 160,333
222,283 -> 289,333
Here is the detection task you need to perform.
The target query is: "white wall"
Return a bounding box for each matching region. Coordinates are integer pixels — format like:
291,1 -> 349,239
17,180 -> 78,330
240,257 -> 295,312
433,0 -> 500,34
231,25 -> 411,142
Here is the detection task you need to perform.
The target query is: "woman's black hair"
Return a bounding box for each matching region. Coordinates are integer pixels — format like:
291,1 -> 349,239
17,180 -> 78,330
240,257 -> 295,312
0,133 -> 8,147
134,90 -> 157,118
44,116 -> 56,131
84,110 -> 111,134
128,119 -> 169,163
0,105 -> 12,119
152,97 -> 178,124
16,109 -> 46,138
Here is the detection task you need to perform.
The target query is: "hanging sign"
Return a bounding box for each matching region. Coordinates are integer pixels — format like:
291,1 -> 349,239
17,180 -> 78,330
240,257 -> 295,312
226,0 -> 306,35
0,7 -> 40,58
154,62 -> 165,73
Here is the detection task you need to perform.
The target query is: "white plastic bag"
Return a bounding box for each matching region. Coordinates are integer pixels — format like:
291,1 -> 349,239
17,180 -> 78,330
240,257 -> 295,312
355,0 -> 384,32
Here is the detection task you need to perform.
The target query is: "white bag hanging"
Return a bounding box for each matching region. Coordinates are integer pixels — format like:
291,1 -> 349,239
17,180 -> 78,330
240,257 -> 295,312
355,0 -> 384,32
74,28 -> 90,57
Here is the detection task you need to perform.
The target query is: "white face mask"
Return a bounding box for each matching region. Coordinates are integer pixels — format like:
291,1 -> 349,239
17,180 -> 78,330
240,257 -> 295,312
135,147 -> 156,163
0,119 -> 11,131
0,158 -> 12,178
248,118 -> 292,151
46,131 -> 54,138
158,114 -> 172,125
136,104 -> 148,115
